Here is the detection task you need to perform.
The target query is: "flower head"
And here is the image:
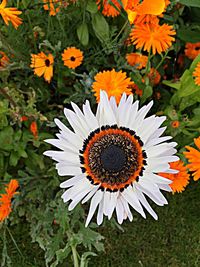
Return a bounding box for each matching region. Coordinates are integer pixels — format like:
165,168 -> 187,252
126,53 -> 148,69
185,42 -> 200,60
30,121 -> 38,140
97,0 -> 121,17
171,120 -> 180,128
62,47 -> 83,69
30,52 -> 54,83
0,51 -> 9,68
43,0 -> 62,16
159,161 -> 190,193
44,91 -> 178,226
148,68 -> 161,86
0,179 -> 19,222
0,0 -> 22,29
193,62 -> 200,86
184,136 -> 200,181
92,69 -> 134,104
130,22 -> 176,55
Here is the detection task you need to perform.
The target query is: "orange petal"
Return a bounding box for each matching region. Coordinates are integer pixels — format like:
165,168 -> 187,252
137,0 -> 165,15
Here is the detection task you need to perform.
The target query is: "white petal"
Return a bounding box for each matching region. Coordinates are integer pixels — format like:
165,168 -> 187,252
107,192 -> 119,220
43,150 -> 80,165
99,91 -> 117,125
64,108 -> 88,139
81,185 -> 100,204
85,190 -> 103,227
83,100 -> 99,131
122,186 -> 146,218
116,198 -> 124,224
136,189 -> 158,220
97,200 -> 104,225
60,174 -> 84,188
68,185 -> 93,211
158,184 -> 172,192
144,172 -> 172,185
103,191 -> 111,216
56,163 -> 81,176
121,196 -> 133,222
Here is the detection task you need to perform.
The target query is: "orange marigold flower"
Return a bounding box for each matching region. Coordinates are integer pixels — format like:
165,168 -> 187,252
5,179 -> 19,198
92,69 -> 134,104
148,68 -> 161,86
20,115 -> 28,122
159,161 -> 190,193
193,62 -> 200,86
126,52 -> 148,69
130,22 -> 176,55
97,0 -> 121,17
0,51 -> 9,68
0,0 -> 22,29
123,0 -> 165,24
43,0 -> 62,16
185,42 -> 200,60
0,179 -> 19,222
62,47 -> 83,69
30,52 -> 54,83
171,120 -> 180,128
184,136 -> 200,181
30,121 -> 38,140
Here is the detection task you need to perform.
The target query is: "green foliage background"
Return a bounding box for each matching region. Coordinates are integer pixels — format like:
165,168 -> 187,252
0,0 -> 200,266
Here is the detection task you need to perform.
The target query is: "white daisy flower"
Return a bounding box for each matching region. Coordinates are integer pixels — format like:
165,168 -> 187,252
44,91 -> 179,226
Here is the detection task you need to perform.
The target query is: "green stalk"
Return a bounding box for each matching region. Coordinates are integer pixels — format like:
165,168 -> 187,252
71,245 -> 79,267
155,51 -> 169,71
22,0 -> 37,52
6,226 -> 24,259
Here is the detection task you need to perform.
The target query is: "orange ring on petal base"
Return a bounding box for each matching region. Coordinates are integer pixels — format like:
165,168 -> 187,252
79,125 -> 146,191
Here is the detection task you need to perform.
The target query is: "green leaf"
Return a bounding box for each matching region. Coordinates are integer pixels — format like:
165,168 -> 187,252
77,23 -> 89,46
179,0 -> 200,7
177,27 -> 200,43
0,126 -> 14,151
91,13 -> 109,43
162,80 -> 181,90
86,0 -> 98,13
9,151 -> 19,167
141,86 -> 153,104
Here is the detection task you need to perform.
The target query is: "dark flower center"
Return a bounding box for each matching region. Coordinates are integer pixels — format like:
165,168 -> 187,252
70,56 -> 76,62
101,144 -> 126,172
80,125 -> 147,191
45,59 -> 50,67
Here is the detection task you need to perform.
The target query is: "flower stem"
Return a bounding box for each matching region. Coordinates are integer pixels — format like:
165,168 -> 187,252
155,51 -> 169,71
71,245 -> 79,267
6,226 -> 24,259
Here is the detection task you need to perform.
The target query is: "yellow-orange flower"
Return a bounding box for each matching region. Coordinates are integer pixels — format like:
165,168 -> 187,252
185,42 -> 200,60
62,47 -> 83,69
97,0 -> 121,17
0,179 -> 19,222
0,0 -> 22,29
126,53 -> 148,69
43,0 -> 62,16
184,136 -> 200,181
30,52 -> 54,83
92,69 -> 134,104
171,120 -> 180,128
193,62 -> 200,86
159,161 -> 190,193
130,22 -> 176,55
148,68 -> 161,85
30,121 -> 38,140
122,0 -> 165,24
0,51 -> 9,68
